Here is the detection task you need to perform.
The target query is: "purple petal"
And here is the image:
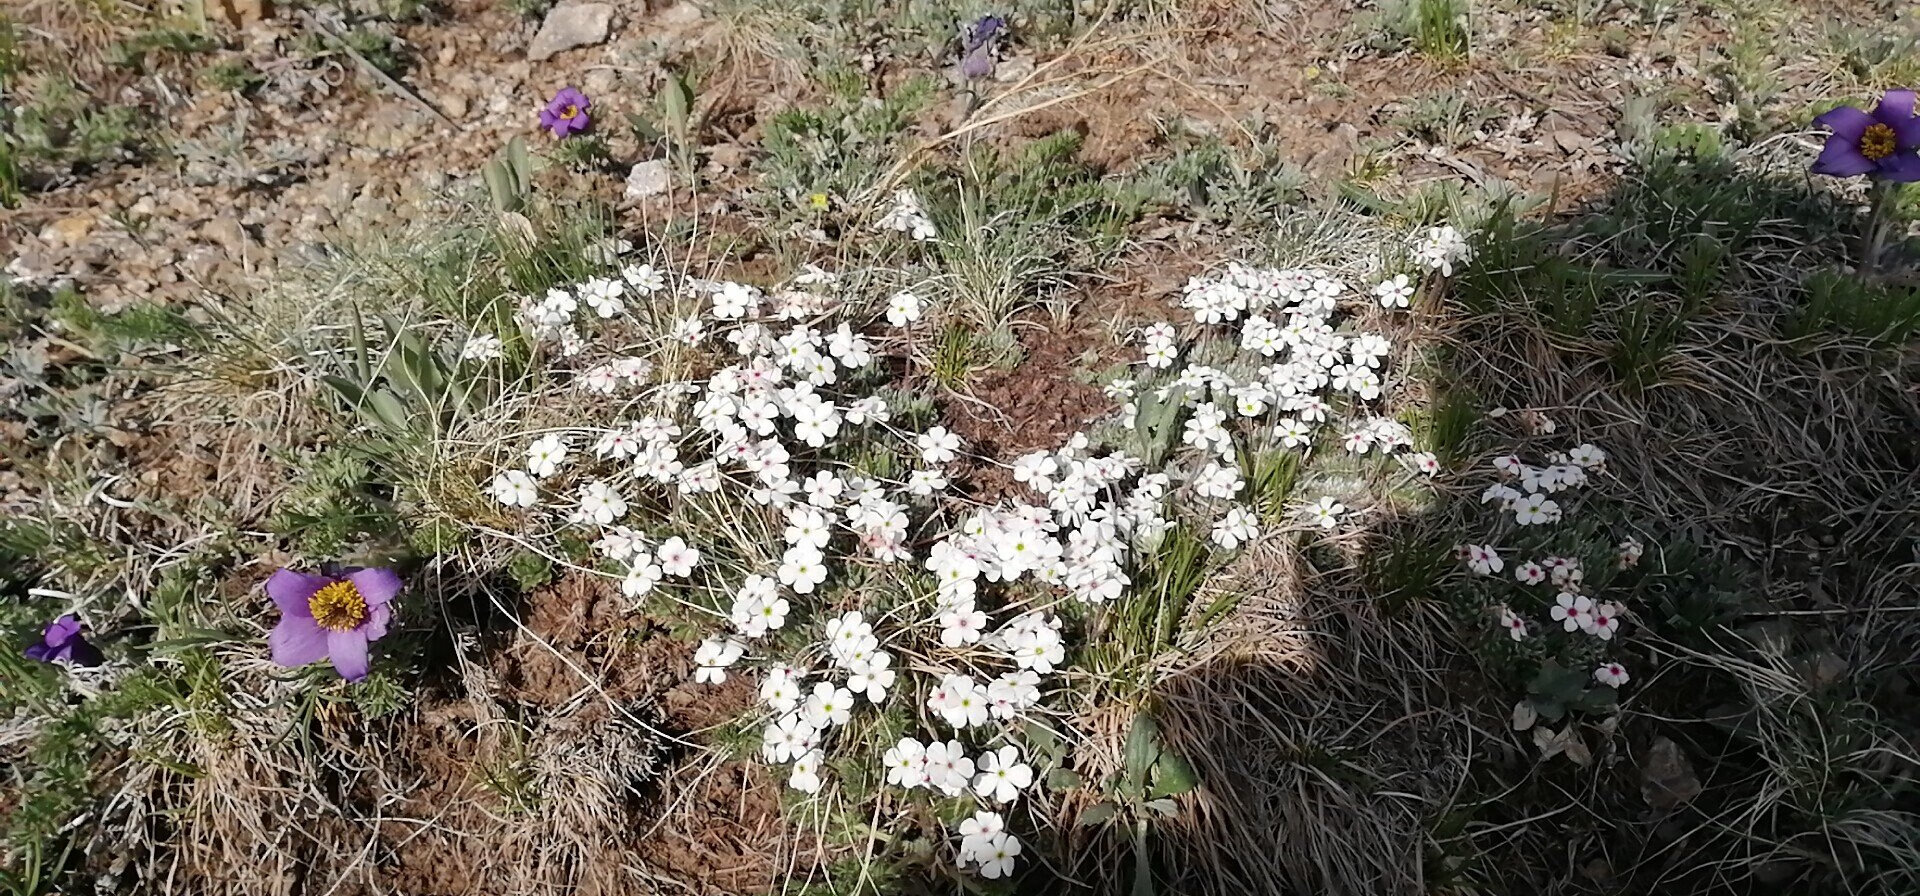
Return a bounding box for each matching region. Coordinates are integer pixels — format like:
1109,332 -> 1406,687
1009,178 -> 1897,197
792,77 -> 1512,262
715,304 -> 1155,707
1873,89 -> 1916,125
1878,90 -> 1920,149
961,48 -> 994,80
347,567 -> 403,607
66,640 -> 104,668
1815,105 -> 1873,141
25,643 -> 51,662
269,616 -> 331,668
266,569 -> 329,617
1812,134 -> 1877,177
43,615 -> 82,647
359,603 -> 393,642
327,631 -> 372,681
539,108 -> 559,129
1878,152 -> 1920,183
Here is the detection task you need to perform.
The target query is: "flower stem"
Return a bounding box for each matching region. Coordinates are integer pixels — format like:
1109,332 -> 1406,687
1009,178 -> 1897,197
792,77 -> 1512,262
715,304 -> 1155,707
1860,179 -> 1898,276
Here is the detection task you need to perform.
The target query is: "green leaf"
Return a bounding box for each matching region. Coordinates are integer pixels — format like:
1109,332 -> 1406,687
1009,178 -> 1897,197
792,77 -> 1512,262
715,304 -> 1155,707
1572,686 -> 1619,714
364,389 -> 412,432
661,70 -> 694,131
346,308 -> 371,383
1144,797 -> 1179,816
1122,711 -> 1161,799
321,374 -> 367,407
1046,767 -> 1082,793
1076,801 -> 1117,827
506,135 -> 531,189
1149,750 -> 1197,798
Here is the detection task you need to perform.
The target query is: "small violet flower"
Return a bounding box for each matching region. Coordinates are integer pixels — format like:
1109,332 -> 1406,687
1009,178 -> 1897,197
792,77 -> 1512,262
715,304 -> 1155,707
959,15 -> 1006,80
267,567 -> 401,681
539,86 -> 592,138
1812,89 -> 1920,182
25,615 -> 103,668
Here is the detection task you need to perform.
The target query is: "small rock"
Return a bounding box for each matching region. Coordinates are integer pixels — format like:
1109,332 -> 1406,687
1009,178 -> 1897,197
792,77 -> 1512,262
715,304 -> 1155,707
528,3 -> 613,61
1640,737 -> 1702,811
623,160 -> 672,199
39,214 -> 97,248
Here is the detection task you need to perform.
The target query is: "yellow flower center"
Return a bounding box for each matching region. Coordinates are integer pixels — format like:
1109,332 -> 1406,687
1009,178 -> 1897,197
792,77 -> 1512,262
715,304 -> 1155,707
308,580 -> 368,632
1860,123 -> 1897,161
561,104 -> 580,119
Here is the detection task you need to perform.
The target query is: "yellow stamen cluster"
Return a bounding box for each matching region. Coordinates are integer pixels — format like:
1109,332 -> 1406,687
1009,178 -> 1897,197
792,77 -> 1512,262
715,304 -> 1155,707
1860,123 -> 1897,161
308,580 -> 368,632
561,104 -> 580,119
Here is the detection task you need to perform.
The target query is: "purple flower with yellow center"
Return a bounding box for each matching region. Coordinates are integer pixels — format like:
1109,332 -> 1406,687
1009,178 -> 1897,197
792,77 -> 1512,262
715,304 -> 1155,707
25,614 -> 103,668
267,567 -> 400,681
960,15 -> 1005,80
1812,90 -> 1920,182
538,86 -> 592,138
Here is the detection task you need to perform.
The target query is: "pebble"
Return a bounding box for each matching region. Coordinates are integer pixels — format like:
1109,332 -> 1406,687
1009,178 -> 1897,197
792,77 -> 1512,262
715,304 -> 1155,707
527,3 -> 614,62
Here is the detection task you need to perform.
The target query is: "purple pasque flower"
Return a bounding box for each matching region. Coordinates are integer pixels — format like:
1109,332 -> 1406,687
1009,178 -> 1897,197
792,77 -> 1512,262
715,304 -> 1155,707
538,86 -> 592,138
1812,89 -> 1920,182
959,15 -> 1006,80
25,614 -> 103,668
267,566 -> 400,681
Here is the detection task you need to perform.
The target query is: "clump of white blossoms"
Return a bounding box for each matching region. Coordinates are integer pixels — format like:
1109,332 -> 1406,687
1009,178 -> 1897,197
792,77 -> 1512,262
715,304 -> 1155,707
874,189 -> 937,242
464,224 -> 1470,880
1467,440 -> 1634,689
1112,226 -> 1467,546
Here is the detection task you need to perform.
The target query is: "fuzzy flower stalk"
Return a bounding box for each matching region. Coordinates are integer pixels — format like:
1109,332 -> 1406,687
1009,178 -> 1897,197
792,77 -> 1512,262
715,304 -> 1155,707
267,567 -> 401,681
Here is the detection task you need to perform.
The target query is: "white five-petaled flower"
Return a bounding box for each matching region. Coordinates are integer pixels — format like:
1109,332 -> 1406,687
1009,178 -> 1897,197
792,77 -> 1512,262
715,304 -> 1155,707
1306,496 -> 1345,529
972,745 -> 1033,805
573,480 -> 628,525
1514,561 -> 1546,585
1372,273 -> 1415,309
1569,443 -> 1607,469
526,433 -> 569,478
1498,607 -> 1527,641
917,426 -> 962,464
1550,592 -> 1593,632
1512,492 -> 1560,526
488,469 -> 538,507
1587,601 -> 1623,640
974,832 -> 1022,879
1594,662 -> 1629,688
692,637 -> 745,684
656,536 -> 700,577
885,291 -> 923,327
1464,544 -> 1503,575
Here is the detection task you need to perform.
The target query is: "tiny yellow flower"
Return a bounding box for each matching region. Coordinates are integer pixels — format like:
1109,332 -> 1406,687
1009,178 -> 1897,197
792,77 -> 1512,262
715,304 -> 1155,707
808,192 -> 831,211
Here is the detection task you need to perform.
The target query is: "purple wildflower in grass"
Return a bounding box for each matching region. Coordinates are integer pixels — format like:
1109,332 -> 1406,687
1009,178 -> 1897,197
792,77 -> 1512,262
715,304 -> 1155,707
538,86 -> 592,138
1812,89 -> 1920,182
960,15 -> 1005,80
25,614 -> 103,668
267,567 -> 400,681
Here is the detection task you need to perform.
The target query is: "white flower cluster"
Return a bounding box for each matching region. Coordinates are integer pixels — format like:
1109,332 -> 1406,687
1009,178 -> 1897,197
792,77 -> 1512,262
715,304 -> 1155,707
1412,225 -> 1473,276
874,189 -> 937,242
1479,443 -> 1606,526
1116,228 -> 1469,546
1467,442 -> 1633,689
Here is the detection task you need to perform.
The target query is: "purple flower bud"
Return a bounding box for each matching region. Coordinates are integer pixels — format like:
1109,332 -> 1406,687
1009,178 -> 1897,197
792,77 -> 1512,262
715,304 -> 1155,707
959,15 -> 1006,80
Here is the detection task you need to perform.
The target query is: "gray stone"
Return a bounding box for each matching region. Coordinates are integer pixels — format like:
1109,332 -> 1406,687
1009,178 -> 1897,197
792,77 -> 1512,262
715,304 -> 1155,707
528,3 -> 613,61
623,160 -> 672,199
